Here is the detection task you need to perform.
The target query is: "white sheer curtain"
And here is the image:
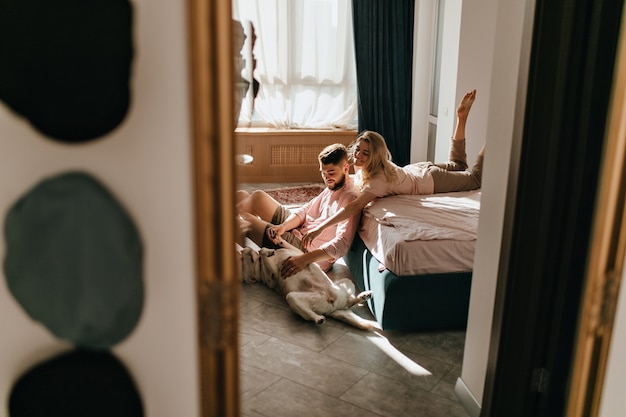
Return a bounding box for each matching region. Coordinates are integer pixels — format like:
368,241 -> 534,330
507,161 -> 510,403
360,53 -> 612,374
233,0 -> 358,129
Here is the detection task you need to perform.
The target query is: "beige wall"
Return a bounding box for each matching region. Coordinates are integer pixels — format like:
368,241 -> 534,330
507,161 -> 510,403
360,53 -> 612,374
0,1 -> 200,416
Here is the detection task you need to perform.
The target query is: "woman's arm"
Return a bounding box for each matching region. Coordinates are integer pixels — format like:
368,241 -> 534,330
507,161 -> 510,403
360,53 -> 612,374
302,191 -> 376,247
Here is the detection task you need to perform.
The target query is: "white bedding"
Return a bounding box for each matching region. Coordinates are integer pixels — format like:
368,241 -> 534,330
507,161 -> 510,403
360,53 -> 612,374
358,190 -> 481,276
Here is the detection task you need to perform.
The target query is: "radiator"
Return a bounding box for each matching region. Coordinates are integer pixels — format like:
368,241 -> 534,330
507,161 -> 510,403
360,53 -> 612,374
235,130 -> 356,183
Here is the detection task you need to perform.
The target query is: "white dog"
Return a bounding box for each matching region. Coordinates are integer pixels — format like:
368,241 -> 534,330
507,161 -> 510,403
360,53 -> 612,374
240,241 -> 379,330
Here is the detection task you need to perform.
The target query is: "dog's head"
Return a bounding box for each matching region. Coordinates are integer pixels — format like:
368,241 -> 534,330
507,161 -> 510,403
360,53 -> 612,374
240,247 -> 285,289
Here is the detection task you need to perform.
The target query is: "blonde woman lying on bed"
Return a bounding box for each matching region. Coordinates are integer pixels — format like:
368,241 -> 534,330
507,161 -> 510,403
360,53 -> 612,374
302,89 -> 485,248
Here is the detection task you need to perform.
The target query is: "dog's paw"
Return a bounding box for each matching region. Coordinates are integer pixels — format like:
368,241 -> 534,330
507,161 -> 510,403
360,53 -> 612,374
357,290 -> 373,302
315,316 -> 326,325
259,248 -> 275,257
241,248 -> 259,283
242,249 -> 257,264
241,247 -> 256,258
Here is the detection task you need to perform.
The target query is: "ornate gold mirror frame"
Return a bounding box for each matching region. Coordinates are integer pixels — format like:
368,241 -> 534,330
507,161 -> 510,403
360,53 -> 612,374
567,6 -> 626,416
187,0 -> 240,416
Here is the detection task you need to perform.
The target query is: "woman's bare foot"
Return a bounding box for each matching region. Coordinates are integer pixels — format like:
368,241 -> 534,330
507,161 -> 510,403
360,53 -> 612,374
452,89 -> 476,141
457,89 -> 476,120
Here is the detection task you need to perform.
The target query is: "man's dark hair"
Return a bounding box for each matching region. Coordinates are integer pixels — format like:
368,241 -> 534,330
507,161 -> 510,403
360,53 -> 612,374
318,143 -> 348,165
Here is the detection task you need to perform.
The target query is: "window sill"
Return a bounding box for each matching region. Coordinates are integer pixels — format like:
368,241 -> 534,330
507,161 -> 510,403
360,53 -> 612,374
235,127 -> 357,135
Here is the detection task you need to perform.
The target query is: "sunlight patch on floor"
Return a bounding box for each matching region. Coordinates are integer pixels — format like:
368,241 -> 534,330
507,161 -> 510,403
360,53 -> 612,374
368,331 -> 432,376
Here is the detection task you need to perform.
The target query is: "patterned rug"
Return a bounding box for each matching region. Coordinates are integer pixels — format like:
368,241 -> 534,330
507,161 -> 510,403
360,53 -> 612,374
263,183 -> 325,205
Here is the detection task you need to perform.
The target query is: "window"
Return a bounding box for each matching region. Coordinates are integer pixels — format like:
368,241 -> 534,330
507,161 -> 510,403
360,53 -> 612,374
233,0 -> 358,130
427,0 -> 445,162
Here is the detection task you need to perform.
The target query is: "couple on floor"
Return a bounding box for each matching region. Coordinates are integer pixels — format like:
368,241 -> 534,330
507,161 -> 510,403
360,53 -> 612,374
237,89 -> 484,278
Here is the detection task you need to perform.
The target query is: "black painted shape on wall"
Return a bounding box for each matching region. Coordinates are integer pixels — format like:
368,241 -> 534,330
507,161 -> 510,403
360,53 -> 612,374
0,0 -> 133,142
9,349 -> 144,417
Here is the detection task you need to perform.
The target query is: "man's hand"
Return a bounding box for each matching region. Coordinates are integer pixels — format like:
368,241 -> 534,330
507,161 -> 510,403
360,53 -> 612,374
266,223 -> 287,244
280,254 -> 309,278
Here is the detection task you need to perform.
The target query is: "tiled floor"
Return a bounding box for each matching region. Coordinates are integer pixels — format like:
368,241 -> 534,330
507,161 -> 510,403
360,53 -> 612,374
239,260 -> 469,417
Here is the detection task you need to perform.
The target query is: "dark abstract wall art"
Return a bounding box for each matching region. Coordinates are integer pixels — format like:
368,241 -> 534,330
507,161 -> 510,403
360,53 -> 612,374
9,350 -> 144,417
0,0 -> 133,142
4,171 -> 144,349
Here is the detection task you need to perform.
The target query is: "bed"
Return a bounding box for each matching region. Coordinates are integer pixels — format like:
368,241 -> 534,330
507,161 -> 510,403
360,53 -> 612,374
343,190 -> 480,331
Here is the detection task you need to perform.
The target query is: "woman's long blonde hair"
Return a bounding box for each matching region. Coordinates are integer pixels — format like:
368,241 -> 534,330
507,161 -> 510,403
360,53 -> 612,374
350,130 -> 398,189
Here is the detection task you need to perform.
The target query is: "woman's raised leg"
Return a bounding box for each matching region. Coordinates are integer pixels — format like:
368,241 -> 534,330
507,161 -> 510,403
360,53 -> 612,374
430,90 -> 484,192
453,89 -> 476,141
435,90 -> 476,171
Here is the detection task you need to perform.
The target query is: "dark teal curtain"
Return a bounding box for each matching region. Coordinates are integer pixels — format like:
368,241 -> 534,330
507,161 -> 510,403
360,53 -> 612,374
352,0 -> 415,166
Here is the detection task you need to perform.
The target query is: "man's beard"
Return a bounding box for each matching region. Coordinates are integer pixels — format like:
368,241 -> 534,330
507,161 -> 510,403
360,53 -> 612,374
327,174 -> 346,191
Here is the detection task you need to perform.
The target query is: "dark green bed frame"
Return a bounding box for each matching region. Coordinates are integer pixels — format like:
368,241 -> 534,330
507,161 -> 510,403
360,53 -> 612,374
344,235 -> 472,331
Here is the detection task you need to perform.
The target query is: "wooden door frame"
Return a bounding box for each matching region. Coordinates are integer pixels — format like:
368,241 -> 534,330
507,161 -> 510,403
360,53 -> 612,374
187,0 -> 240,416
566,5 -> 626,415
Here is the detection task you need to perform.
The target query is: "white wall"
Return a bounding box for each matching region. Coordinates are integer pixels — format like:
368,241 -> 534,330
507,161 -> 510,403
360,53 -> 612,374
0,1 -> 200,416
433,0 -> 463,162
410,0 -> 435,162
459,0 -> 531,404
451,0 -> 534,410
411,0 -> 491,176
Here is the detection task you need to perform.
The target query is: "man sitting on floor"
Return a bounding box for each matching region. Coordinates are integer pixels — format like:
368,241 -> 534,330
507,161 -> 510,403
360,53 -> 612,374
237,143 -> 361,277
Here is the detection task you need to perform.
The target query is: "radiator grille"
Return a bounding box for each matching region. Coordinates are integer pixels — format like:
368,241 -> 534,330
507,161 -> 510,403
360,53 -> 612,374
244,145 -> 253,155
270,145 -> 320,166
